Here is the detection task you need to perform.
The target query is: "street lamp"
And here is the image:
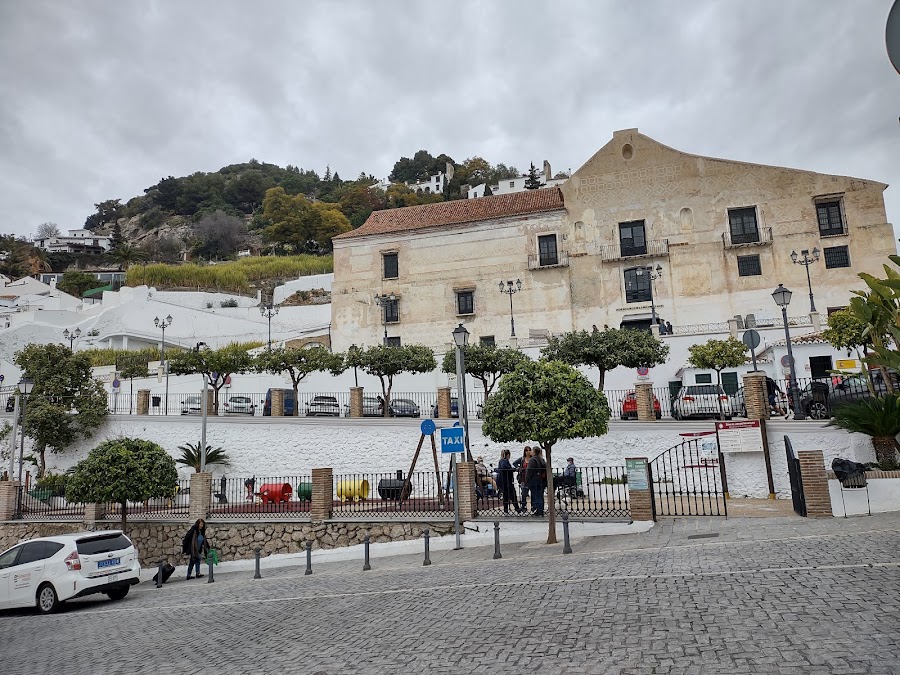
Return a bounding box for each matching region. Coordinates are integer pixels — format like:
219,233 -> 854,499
194,342 -> 210,473
374,293 -> 397,345
63,328 -> 81,350
790,248 -> 820,313
772,284 -> 806,421
498,279 -> 523,338
15,376 -> 34,517
629,264 -> 663,327
451,323 -> 471,551
259,304 -> 279,350
154,315 -> 173,415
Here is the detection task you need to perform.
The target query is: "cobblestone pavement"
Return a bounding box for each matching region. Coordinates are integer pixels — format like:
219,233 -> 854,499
1,514 -> 899,675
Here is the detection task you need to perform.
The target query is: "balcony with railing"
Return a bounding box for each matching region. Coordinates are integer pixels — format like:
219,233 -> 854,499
527,250 -> 569,270
722,226 -> 773,248
599,239 -> 669,262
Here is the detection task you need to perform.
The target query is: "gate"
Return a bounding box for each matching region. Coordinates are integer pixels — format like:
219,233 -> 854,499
649,438 -> 727,517
784,435 -> 807,517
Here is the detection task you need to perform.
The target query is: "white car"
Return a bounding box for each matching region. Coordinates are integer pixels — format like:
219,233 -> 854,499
672,385 -> 733,420
0,530 -> 141,614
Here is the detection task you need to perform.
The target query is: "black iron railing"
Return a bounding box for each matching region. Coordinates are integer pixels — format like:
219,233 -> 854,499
332,471 -> 454,519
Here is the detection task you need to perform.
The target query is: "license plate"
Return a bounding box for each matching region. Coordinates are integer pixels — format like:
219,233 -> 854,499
97,557 -> 121,569
108,574 -> 118,582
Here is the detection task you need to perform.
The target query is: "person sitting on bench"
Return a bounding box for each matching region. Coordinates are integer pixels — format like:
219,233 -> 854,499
558,457 -> 577,489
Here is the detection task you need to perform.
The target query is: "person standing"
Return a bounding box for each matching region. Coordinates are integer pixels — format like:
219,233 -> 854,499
513,446 -> 532,513
182,518 -> 210,580
497,449 -> 522,513
526,447 -> 547,517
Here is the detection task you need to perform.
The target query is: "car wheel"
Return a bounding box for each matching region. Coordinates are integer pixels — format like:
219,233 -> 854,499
36,583 -> 59,615
620,415 -> 628,421
106,586 -> 129,602
807,401 -> 829,420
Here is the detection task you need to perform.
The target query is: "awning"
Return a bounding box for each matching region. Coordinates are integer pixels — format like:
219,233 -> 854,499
82,284 -> 113,298
620,313 -> 654,322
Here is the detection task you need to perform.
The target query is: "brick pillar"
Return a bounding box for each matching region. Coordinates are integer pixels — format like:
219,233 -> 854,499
635,382 -> 655,421
456,461 -> 477,521
83,503 -> 106,524
437,386 -> 451,419
349,387 -> 363,418
310,468 -> 333,520
137,389 -> 150,415
270,389 -> 285,417
188,472 -> 212,521
625,458 -> 654,521
0,481 -> 19,521
798,450 -> 832,518
742,371 -> 769,420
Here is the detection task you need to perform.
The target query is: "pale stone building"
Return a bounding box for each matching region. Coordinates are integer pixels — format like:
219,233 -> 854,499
331,129 -> 894,353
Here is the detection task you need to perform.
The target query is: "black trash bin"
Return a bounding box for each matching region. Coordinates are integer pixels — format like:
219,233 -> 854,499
152,396 -> 161,407
377,479 -> 411,500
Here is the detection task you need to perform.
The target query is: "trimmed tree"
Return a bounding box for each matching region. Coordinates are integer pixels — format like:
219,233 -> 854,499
14,343 -> 109,477
358,345 -> 437,417
822,307 -> 880,393
541,328 -> 669,390
117,353 -> 149,410
440,344 -> 528,398
482,360 -> 610,544
66,438 -> 178,530
168,344 -> 253,414
686,337 -> 748,420
254,346 -> 346,416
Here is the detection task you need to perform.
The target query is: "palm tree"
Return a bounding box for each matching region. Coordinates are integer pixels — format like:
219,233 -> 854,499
829,395 -> 900,468
110,245 -> 147,268
176,442 -> 231,472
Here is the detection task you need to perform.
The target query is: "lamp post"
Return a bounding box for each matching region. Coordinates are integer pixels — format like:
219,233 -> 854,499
15,376 -> 33,518
451,323 -> 471,551
498,279 -> 522,338
629,264 -> 663,326
63,327 -> 81,350
154,315 -> 173,414
259,304 -> 279,350
194,342 -> 210,473
374,293 -> 397,345
772,284 -> 806,421
790,248 -> 820,313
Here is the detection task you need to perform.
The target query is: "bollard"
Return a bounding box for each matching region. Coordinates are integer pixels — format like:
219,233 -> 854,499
207,556 -> 215,584
253,547 -> 262,579
562,512 -> 573,554
156,560 -> 164,589
362,533 -> 371,571
493,521 -> 502,560
422,529 -> 431,566
305,541 -> 313,576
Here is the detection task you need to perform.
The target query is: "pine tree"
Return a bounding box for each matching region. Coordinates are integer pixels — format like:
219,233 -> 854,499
483,184 -> 493,196
524,162 -> 545,190
110,222 -> 125,250
323,165 -> 332,182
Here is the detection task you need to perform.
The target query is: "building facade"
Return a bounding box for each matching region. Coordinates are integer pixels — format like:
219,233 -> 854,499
331,130 -> 894,353
35,228 -> 112,254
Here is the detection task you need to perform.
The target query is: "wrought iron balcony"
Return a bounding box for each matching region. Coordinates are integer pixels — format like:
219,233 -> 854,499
722,226 -> 773,248
599,239 -> 669,262
527,250 -> 569,270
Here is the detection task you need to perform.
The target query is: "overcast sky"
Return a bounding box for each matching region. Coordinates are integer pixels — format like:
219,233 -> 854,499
0,0 -> 897,239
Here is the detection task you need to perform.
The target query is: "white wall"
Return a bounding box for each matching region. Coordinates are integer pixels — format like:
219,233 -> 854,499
829,477 -> 900,516
273,273 -> 333,305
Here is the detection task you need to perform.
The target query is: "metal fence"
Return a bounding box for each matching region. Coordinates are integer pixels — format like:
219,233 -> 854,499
15,485 -> 86,520
332,471 -> 454,519
102,479 -> 193,520
207,476 -> 312,519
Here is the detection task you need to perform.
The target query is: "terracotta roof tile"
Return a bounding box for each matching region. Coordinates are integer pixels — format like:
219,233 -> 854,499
334,187 -> 565,240
769,332 -> 828,347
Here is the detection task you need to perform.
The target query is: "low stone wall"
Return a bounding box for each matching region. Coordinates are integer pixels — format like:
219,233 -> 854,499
0,519 -> 456,567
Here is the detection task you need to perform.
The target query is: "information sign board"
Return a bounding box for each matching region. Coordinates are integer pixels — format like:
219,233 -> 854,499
715,420 -> 764,453
625,458 -> 649,490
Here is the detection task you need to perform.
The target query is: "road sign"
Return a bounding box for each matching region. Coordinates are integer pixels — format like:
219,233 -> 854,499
112,378 -> 120,390
889,0 -> 900,74
835,359 -> 857,370
440,426 -> 465,454
741,330 -> 761,350
636,366 -> 649,378
781,354 -> 793,368
420,419 -> 436,436
0,374 -> 4,382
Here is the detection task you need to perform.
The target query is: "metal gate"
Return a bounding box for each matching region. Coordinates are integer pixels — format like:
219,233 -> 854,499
649,438 -> 727,517
784,435 -> 807,517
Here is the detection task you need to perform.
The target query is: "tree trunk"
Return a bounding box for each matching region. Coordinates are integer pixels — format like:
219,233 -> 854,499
716,370 -> 725,421
872,436 -> 900,466
597,370 -> 606,391
382,376 -> 392,418
879,366 -> 895,395
545,443 -> 557,544
292,383 -> 300,417
37,444 -> 46,479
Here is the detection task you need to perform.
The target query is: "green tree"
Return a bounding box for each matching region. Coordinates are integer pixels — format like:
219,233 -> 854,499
541,328 -> 669,390
223,171 -> 273,213
66,438 -> 178,530
686,337 -> 748,420
849,261 -> 900,394
822,307 -> 881,393
338,185 -> 386,228
117,353 -> 149,404
358,345 -> 437,417
85,199 -> 124,230
524,162 -> 545,190
440,344 -> 528,398
13,343 -> 109,477
254,346 -> 345,417
57,270 -> 107,297
261,187 -> 351,253
109,244 -> 147,268
482,360 -> 610,543
168,345 -> 253,414
176,442 -> 231,473
109,222 -> 125,250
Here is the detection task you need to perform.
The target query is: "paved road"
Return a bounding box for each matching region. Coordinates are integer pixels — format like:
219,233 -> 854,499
2,514 -> 899,674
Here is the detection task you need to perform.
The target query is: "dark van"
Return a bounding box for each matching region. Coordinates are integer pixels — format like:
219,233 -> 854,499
263,388 -> 296,416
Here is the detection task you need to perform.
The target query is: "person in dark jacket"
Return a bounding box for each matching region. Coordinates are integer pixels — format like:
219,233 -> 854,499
182,518 -> 210,580
497,449 -> 522,513
513,446 -> 532,512
526,447 -> 547,517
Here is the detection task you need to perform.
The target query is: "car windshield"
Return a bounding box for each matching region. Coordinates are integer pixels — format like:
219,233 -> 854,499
231,397 -> 250,403
313,397 -> 337,403
684,386 -> 721,395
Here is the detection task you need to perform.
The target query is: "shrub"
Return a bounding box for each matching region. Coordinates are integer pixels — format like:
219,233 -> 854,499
36,472 -> 68,497
220,298 -> 239,308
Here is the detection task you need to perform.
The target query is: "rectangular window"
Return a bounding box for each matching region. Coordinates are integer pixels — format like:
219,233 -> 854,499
727,207 -> 760,244
385,336 -> 401,347
809,355 -> 833,380
816,200 -> 845,236
456,291 -> 474,315
383,299 -> 399,323
737,254 -> 762,277
721,372 -> 739,395
695,373 -> 713,384
624,267 -> 652,303
538,234 -> 559,266
824,245 -> 850,269
618,220 -> 647,257
382,253 -> 398,279
479,336 -> 496,347
509,181 -> 515,188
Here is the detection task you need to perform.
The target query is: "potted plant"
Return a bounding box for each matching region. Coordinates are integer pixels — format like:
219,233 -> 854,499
829,395 -> 900,470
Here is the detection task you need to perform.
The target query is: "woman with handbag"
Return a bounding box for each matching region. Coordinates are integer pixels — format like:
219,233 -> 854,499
182,518 -> 210,580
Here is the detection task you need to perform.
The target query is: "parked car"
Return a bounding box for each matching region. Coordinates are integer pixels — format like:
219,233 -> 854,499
305,395 -> 340,417
672,385 -> 733,420
431,397 -> 459,418
796,375 -> 886,420
620,390 -> 662,420
223,395 -> 255,416
390,398 -> 421,418
342,395 -> 394,417
0,530 -> 141,614
263,388 -> 296,416
180,395 -> 201,415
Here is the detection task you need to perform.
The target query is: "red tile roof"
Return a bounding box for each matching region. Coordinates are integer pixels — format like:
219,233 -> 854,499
333,187 -> 565,240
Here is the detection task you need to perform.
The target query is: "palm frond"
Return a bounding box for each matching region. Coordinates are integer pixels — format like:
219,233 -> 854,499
828,395 -> 900,437
176,442 -> 231,472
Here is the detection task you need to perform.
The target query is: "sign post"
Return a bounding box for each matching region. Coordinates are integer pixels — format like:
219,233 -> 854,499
742,330 -> 761,371
441,426 -> 465,549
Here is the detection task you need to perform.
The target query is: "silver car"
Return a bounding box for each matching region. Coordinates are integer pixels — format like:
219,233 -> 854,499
180,395 -> 201,415
224,395 -> 255,415
305,395 -> 340,417
673,385 -> 733,420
